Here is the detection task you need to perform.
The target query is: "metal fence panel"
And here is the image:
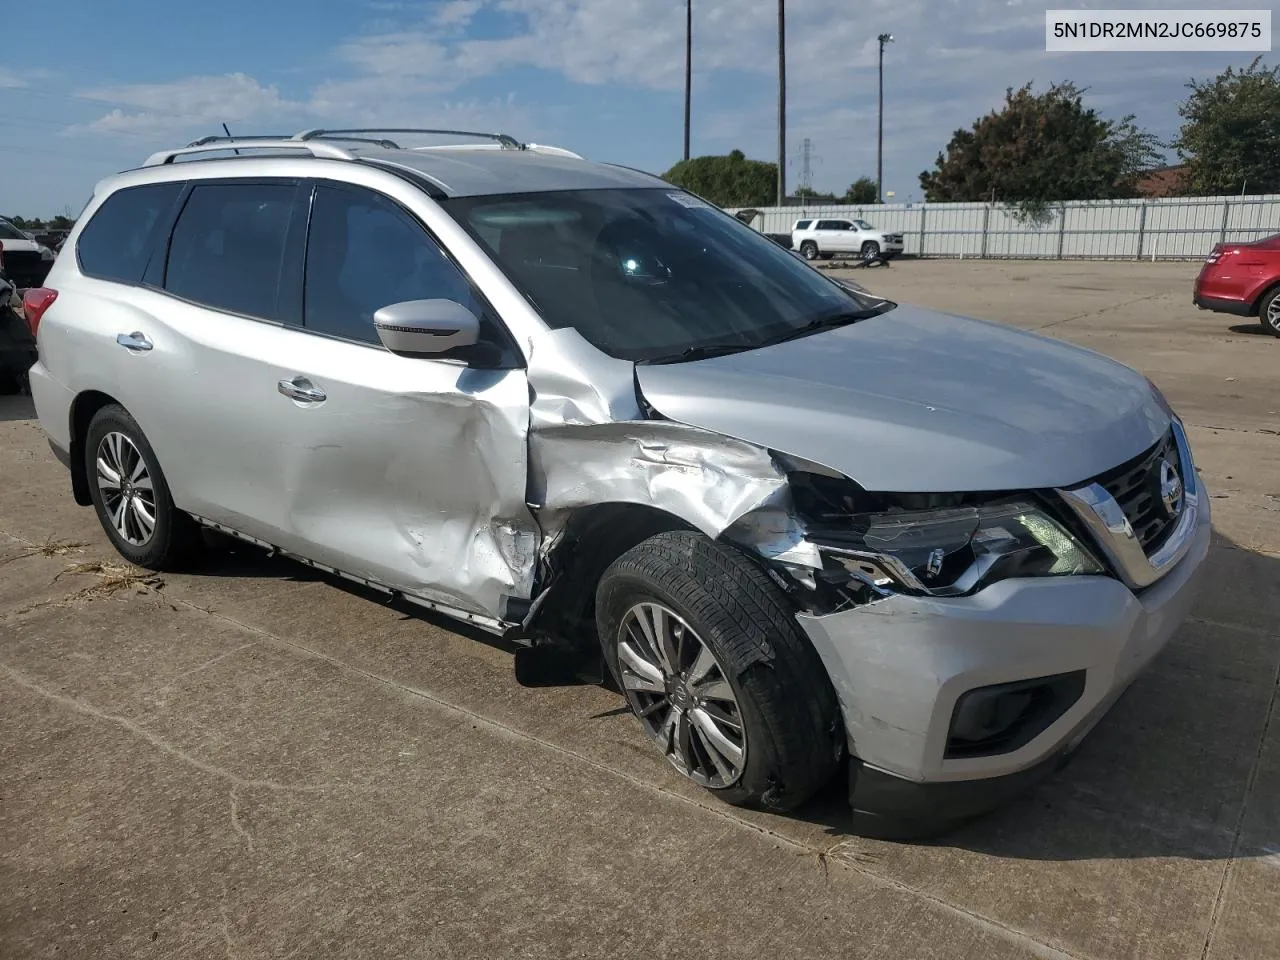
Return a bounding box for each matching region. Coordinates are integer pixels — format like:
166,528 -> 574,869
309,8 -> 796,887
728,193 -> 1280,260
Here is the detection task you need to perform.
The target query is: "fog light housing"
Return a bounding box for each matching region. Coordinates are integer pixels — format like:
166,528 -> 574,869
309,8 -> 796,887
945,671 -> 1086,759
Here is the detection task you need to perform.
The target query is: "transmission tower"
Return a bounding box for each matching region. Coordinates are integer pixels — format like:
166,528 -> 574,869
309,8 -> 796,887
800,137 -> 813,192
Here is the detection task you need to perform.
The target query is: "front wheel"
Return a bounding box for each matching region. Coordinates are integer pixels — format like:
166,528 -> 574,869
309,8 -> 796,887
596,531 -> 842,811
799,241 -> 819,261
860,240 -> 881,259
1260,286 -> 1280,337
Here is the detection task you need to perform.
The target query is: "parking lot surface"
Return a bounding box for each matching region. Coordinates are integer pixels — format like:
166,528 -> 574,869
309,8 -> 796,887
2,259 -> 1277,960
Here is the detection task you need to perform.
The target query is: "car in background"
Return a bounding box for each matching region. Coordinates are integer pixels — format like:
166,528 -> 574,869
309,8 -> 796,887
0,218 -> 57,289
792,218 -> 903,262
1193,234 -> 1280,336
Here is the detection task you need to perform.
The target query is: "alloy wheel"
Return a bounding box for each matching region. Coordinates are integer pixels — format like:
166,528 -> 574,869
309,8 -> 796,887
1267,294 -> 1280,332
616,601 -> 746,787
96,432 -> 157,546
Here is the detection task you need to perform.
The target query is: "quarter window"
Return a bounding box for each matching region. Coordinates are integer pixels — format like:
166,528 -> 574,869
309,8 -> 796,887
164,182 -> 298,321
303,184 -> 481,346
77,182 -> 183,284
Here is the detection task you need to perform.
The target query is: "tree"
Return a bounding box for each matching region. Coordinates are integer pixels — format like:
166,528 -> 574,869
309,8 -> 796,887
663,149 -> 779,207
50,215 -> 74,231
842,177 -> 879,204
1173,57 -> 1280,196
919,82 -> 1163,219
793,186 -> 838,201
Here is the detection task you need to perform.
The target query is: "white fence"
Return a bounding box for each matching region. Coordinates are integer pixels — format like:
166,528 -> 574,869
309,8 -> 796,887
729,193 -> 1280,260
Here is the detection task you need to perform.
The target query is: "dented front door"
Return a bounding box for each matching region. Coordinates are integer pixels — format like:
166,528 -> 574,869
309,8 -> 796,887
271,332 -> 538,619
270,179 -> 539,619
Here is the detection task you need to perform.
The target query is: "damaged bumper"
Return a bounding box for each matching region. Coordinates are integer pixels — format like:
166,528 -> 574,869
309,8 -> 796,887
796,495 -> 1211,835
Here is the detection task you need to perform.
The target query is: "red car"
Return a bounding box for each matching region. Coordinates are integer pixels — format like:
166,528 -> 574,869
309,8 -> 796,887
1193,233 -> 1280,336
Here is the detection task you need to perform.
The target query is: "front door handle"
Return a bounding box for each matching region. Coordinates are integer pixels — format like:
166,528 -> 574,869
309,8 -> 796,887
277,376 -> 327,404
116,332 -> 153,352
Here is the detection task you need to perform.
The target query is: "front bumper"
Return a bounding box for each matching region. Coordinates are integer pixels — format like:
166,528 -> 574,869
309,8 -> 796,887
796,488 -> 1211,834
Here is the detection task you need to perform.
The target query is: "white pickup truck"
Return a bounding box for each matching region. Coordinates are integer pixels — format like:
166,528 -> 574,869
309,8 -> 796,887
792,217 -> 904,261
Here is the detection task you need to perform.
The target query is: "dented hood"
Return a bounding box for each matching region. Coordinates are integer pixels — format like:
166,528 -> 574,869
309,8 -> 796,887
634,305 -> 1170,493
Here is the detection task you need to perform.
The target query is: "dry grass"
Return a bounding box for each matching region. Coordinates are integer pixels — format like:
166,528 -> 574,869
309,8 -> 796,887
0,536 -> 88,566
53,560 -> 163,601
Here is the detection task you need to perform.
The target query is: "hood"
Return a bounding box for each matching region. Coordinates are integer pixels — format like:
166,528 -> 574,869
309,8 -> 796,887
634,305 -> 1170,493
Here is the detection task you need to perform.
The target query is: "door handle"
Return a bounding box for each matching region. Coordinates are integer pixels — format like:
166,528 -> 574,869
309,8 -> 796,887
116,332 -> 153,352
277,376 -> 327,404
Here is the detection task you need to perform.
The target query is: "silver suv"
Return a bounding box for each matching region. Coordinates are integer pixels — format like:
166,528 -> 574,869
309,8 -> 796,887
28,129 -> 1210,837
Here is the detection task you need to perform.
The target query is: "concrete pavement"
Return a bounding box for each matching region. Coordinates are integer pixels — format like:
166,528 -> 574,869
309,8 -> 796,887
2,259 -> 1277,959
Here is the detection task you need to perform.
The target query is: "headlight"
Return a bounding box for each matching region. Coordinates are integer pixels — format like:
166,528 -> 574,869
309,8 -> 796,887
818,501 -> 1103,597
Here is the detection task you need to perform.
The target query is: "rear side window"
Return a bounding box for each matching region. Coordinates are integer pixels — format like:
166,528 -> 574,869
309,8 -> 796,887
164,182 -> 299,321
794,220 -> 812,230
77,182 -> 183,283
303,183 -> 479,345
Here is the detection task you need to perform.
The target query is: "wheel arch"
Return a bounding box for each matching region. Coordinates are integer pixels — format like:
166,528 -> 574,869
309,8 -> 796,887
1249,279 -> 1280,317
527,502 -> 697,646
68,389 -> 123,506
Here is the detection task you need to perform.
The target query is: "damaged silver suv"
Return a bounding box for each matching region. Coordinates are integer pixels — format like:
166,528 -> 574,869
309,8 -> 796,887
28,129 -> 1210,836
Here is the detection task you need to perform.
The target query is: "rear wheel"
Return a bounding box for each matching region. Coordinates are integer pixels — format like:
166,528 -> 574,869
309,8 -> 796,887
596,531 -> 842,812
1260,286 -> 1280,337
800,240 -> 819,261
84,404 -> 201,570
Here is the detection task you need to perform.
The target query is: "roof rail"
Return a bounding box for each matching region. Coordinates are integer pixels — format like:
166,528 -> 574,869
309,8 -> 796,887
294,127 -> 526,150
143,139 -> 355,167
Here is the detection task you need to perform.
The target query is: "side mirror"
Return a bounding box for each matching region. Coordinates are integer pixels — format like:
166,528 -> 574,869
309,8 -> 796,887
373,299 -> 480,357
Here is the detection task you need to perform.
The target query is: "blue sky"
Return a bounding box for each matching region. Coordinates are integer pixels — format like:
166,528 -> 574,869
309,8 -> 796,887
0,0 -> 1265,217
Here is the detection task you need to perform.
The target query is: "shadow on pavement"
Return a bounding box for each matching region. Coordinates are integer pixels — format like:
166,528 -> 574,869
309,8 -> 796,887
1226,322 -> 1275,337
0,394 -> 35,422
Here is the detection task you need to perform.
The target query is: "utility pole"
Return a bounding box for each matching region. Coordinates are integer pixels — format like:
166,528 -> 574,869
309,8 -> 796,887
877,33 -> 893,204
682,0 -> 692,161
777,0 -> 786,207
800,137 -> 813,192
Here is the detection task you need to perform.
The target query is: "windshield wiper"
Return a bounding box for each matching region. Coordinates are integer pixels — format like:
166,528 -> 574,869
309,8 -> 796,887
637,341 -> 758,365
748,308 -> 880,349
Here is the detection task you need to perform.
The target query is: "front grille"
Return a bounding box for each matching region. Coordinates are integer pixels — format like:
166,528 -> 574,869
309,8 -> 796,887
1092,430 -> 1181,553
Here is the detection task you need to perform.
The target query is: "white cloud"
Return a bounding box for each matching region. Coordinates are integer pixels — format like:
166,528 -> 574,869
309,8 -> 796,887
0,68 -> 28,89
69,73 -> 297,137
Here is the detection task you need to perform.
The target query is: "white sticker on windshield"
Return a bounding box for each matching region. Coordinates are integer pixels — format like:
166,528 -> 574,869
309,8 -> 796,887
668,192 -> 709,209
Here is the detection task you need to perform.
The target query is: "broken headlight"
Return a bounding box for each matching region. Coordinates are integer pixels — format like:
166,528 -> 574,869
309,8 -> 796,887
818,501 -> 1103,597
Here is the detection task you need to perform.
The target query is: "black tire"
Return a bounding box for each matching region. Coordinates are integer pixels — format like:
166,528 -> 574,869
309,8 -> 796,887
860,240 -> 881,259
596,531 -> 842,812
799,240 -> 819,261
84,404 -> 201,570
1259,286 -> 1280,337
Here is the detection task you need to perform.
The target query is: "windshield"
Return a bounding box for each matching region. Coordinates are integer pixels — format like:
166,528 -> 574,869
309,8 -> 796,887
0,220 -> 29,241
443,188 -> 891,362
853,219 -> 875,230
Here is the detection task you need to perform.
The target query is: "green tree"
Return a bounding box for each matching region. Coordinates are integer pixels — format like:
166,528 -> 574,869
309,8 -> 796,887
50,215 -> 74,231
1173,57 -> 1280,196
919,82 -> 1163,219
842,177 -> 879,204
663,149 -> 778,207
793,186 -> 838,201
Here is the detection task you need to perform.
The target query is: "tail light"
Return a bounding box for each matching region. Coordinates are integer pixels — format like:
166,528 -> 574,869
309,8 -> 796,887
1205,244 -> 1222,264
22,288 -> 58,337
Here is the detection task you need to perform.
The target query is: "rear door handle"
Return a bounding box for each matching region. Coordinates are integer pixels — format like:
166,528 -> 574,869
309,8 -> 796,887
116,332 -> 153,352
277,376 -> 327,404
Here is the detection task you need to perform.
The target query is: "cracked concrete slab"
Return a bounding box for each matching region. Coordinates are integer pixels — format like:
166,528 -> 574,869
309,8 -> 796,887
3,259 -> 1279,959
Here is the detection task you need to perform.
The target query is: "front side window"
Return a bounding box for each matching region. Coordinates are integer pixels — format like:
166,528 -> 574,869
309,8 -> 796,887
77,182 -> 184,284
303,184 -> 482,346
444,188 -> 890,363
164,182 -> 297,320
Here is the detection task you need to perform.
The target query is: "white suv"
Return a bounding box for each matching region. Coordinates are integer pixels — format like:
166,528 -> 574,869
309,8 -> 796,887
792,217 -> 903,261
25,128 -> 1209,838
